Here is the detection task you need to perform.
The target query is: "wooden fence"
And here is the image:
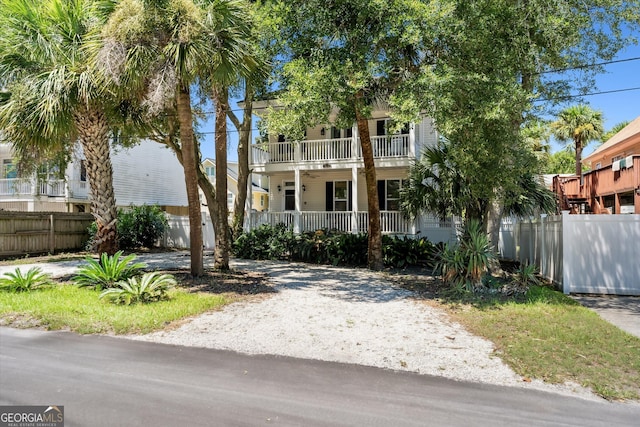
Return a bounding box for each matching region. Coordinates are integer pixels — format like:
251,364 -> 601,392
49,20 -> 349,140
0,212 -> 94,258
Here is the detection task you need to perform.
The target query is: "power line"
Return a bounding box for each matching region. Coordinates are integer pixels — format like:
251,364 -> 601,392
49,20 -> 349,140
534,86 -> 640,102
535,56 -> 640,75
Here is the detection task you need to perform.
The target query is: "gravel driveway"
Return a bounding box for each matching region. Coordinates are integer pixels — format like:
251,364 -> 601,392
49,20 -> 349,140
128,257 -> 600,400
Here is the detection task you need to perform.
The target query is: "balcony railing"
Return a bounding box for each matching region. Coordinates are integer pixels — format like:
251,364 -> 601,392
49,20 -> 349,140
0,178 -> 32,196
0,178 -> 89,199
251,135 -> 411,166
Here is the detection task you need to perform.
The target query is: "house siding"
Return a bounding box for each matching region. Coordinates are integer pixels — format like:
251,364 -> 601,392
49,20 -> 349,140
111,141 -> 188,207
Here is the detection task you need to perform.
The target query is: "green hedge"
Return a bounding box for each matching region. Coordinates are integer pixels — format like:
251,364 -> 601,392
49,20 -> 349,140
233,224 -> 437,269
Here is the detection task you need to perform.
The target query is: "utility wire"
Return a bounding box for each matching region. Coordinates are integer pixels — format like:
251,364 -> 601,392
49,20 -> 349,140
534,56 -> 640,75
534,86 -> 640,102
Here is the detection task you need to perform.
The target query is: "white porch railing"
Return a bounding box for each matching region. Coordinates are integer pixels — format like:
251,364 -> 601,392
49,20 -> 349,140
250,135 -> 410,166
38,179 -> 66,197
0,178 -> 32,196
68,180 -> 89,199
248,210 -> 415,236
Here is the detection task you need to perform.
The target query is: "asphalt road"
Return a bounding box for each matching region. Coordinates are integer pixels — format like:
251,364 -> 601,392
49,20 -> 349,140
1,327 -> 638,427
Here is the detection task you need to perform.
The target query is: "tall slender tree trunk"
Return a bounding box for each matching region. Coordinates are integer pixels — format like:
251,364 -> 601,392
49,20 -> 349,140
213,85 -> 230,270
355,91 -> 383,271
575,138 -> 583,177
229,85 -> 253,240
75,105 -> 118,256
176,84 -> 204,276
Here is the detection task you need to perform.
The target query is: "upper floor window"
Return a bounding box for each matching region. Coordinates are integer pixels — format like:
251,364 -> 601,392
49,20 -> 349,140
612,155 -> 624,163
205,166 -> 215,177
2,159 -> 17,179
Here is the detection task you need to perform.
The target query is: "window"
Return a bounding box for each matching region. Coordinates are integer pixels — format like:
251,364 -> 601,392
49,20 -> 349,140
2,159 -> 16,179
80,160 -> 87,182
260,195 -> 265,207
376,119 -> 409,136
205,166 -> 215,177
595,162 -> 602,170
334,181 -> 348,211
325,181 -> 352,211
612,155 -> 624,163
283,181 -> 295,211
377,179 -> 406,210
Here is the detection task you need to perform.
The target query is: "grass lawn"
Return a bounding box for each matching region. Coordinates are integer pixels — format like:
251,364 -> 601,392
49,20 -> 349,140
395,273 -> 640,402
0,269 -> 275,335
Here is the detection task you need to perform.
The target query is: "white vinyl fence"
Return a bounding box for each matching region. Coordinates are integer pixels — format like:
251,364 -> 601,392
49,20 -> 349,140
500,213 -> 640,295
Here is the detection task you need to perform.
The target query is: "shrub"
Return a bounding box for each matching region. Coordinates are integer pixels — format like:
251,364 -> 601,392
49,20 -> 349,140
86,205 -> 168,251
99,272 -> 176,305
233,223 -> 295,260
74,251 -> 147,290
119,204 -> 169,250
383,236 -> 436,268
435,220 -> 495,292
0,267 -> 52,292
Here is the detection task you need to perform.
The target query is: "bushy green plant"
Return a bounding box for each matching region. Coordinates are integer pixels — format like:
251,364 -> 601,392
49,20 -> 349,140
233,223 -> 296,260
74,251 -> 147,290
511,261 -> 540,292
435,220 -> 495,292
383,236 -> 436,268
99,272 -> 176,305
118,205 -> 169,249
86,205 -> 168,251
0,267 -> 52,292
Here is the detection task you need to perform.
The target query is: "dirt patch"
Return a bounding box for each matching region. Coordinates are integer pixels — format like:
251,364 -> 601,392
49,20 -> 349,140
162,268 -> 277,298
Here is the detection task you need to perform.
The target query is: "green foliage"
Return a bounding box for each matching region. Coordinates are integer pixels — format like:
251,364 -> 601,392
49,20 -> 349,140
513,262 -> 540,288
0,268 -> 52,293
232,223 -> 296,260
435,220 -> 495,292
382,236 -> 436,269
233,224 -> 437,268
74,251 -> 146,290
118,205 -> 169,250
100,273 -> 176,305
86,205 -> 168,251
544,150 -> 576,175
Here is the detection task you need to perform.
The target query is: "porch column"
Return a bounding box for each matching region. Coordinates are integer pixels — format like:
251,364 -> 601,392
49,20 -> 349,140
294,167 -> 301,233
614,192 -> 621,215
352,123 -> 359,160
351,165 -> 359,233
246,172 -> 253,232
409,123 -> 416,158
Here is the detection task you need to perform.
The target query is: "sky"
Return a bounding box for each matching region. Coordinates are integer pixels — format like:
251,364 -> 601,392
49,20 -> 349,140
197,41 -> 640,162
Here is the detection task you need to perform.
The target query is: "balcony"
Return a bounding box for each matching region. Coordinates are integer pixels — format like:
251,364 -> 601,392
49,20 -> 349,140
0,178 -> 89,199
250,135 -> 412,169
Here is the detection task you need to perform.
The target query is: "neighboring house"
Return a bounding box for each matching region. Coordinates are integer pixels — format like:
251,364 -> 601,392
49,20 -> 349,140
201,159 -> 269,213
0,140 -> 188,214
553,115 -> 640,214
247,102 -> 455,242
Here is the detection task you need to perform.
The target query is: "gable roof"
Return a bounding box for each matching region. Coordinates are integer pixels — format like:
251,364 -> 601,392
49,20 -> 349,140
583,115 -> 640,163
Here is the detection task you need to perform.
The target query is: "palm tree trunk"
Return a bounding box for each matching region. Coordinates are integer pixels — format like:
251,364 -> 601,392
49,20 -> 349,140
213,85 -> 230,270
176,84 -> 204,276
355,91 -> 383,270
575,137 -> 583,177
229,85 -> 253,240
75,105 -> 118,256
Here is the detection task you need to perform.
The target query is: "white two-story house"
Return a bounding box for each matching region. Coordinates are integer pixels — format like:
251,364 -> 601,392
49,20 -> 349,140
0,140 -> 188,214
247,103 -> 457,243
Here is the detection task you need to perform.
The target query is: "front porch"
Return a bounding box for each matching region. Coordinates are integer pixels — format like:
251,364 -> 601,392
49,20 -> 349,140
246,210 -> 459,244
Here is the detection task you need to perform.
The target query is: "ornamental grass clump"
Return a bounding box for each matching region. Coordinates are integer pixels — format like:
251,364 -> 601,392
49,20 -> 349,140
0,267 -> 52,293
99,272 -> 176,305
435,220 -> 495,292
74,251 -> 146,290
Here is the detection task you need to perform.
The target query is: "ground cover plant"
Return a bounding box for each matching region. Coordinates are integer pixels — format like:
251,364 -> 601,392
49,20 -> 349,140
0,267 -> 52,293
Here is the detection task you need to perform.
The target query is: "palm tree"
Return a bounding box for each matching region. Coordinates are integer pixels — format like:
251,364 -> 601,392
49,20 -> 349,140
551,105 -> 604,177
101,0 -> 257,275
0,0 -> 120,255
601,120 -> 630,144
201,0 -> 259,270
